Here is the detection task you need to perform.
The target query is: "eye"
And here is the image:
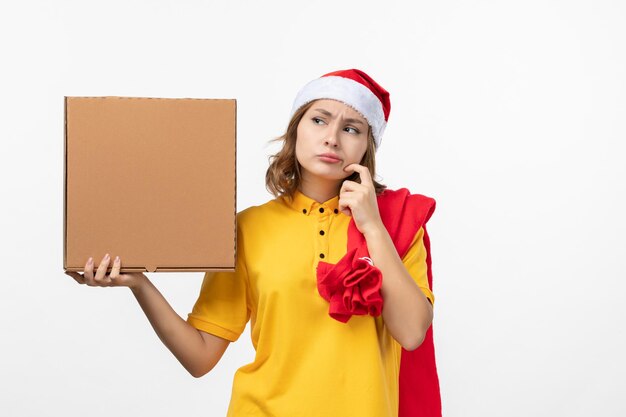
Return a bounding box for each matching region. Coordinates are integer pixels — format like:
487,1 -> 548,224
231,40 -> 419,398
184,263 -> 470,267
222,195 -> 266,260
344,126 -> 360,134
312,117 -> 325,125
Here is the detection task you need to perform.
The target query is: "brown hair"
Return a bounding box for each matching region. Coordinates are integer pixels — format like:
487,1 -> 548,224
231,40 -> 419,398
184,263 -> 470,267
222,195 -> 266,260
265,100 -> 387,201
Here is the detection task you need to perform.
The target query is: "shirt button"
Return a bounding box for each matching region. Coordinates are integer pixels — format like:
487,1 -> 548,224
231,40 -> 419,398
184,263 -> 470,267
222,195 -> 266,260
302,209 -> 307,214
334,208 -> 338,214
319,253 -> 325,259
319,207 -> 324,213
319,230 -> 325,235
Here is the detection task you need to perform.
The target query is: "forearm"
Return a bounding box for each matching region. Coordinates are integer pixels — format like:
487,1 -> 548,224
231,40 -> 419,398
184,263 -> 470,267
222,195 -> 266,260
364,224 -> 433,350
130,277 -> 212,376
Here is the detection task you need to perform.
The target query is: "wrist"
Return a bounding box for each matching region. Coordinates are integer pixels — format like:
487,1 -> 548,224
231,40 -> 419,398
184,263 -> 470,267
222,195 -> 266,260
362,221 -> 387,240
130,274 -> 149,292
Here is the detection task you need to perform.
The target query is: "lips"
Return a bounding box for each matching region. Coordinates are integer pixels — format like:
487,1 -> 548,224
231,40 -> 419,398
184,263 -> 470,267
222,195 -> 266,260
319,153 -> 342,161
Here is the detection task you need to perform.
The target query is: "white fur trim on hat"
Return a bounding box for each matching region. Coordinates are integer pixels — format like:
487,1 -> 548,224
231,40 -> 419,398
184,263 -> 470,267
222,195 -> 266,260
290,75 -> 387,149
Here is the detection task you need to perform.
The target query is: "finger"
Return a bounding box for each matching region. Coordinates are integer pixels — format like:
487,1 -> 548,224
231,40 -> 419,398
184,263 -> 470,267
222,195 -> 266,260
83,257 -> 96,286
65,271 -> 85,284
338,197 -> 355,216
109,256 -> 121,283
94,253 -> 112,285
340,180 -> 364,194
344,164 -> 373,187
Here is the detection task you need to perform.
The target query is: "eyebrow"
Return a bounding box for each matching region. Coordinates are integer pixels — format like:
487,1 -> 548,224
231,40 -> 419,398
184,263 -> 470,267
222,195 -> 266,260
313,108 -> 366,126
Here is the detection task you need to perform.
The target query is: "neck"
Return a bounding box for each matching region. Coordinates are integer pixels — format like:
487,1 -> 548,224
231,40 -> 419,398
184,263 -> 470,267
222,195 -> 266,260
299,176 -> 342,203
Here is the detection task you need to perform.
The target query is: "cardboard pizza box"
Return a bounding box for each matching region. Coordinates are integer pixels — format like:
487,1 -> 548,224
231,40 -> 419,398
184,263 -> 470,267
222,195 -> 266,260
63,96 -> 236,273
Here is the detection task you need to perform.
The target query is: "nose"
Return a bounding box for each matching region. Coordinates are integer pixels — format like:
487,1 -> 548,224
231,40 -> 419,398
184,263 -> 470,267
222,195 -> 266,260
324,123 -> 341,147
324,136 -> 338,147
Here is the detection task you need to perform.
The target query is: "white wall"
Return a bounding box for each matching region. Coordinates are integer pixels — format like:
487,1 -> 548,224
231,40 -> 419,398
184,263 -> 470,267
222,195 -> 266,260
1,1 -> 624,416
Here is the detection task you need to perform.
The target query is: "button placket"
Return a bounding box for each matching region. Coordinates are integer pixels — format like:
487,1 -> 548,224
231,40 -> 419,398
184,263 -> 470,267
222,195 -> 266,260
316,205 -> 330,261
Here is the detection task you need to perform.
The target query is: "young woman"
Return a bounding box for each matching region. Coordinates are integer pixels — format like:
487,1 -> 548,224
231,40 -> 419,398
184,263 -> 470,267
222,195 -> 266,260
65,69 -> 440,417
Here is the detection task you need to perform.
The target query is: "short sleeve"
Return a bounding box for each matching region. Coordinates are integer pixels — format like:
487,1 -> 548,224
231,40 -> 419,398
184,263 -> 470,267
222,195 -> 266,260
401,226 -> 435,307
186,221 -> 251,342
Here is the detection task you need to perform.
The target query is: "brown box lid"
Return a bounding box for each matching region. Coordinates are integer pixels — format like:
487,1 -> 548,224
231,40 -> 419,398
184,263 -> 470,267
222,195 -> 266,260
64,96 -> 236,273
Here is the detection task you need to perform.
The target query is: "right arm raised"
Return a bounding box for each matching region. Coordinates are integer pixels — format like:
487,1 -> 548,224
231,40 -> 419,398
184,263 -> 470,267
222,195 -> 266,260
65,254 -> 229,378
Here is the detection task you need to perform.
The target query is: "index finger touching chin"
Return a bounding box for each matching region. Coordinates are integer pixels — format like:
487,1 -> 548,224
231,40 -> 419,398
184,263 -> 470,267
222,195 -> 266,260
350,164 -> 373,186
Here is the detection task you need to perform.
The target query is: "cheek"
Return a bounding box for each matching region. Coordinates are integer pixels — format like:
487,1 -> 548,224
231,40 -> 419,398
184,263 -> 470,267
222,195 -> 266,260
294,139 -> 302,163
360,141 -> 368,157
295,126 -> 314,152
294,131 -> 309,164
294,126 -> 303,154
347,141 -> 368,163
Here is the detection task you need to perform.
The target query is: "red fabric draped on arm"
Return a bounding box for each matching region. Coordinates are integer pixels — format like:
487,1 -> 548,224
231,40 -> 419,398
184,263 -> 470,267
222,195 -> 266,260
316,188 -> 442,417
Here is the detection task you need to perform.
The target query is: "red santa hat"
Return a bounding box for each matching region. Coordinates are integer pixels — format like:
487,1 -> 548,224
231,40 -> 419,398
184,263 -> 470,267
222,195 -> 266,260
290,69 -> 391,150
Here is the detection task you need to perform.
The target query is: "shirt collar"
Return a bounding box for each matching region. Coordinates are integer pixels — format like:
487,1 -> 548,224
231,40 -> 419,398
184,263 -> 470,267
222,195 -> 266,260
283,189 -> 340,217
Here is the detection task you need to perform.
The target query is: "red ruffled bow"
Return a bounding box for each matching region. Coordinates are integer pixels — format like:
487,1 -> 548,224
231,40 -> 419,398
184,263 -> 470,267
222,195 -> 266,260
316,248 -> 383,323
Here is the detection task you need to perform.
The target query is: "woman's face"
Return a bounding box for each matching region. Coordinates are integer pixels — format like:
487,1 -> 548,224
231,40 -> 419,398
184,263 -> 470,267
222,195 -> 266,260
295,99 -> 369,185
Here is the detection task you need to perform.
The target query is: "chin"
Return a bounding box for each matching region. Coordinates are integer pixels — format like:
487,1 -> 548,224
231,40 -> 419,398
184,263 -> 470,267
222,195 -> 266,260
311,171 -> 346,181
301,164 -> 348,182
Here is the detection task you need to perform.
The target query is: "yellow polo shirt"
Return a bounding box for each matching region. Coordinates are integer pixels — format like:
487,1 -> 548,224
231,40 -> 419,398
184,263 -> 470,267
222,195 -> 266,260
187,189 -> 434,416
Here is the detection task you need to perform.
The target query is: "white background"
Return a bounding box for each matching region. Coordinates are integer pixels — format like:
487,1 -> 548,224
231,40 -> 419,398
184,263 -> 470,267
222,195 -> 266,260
1,1 -> 624,416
